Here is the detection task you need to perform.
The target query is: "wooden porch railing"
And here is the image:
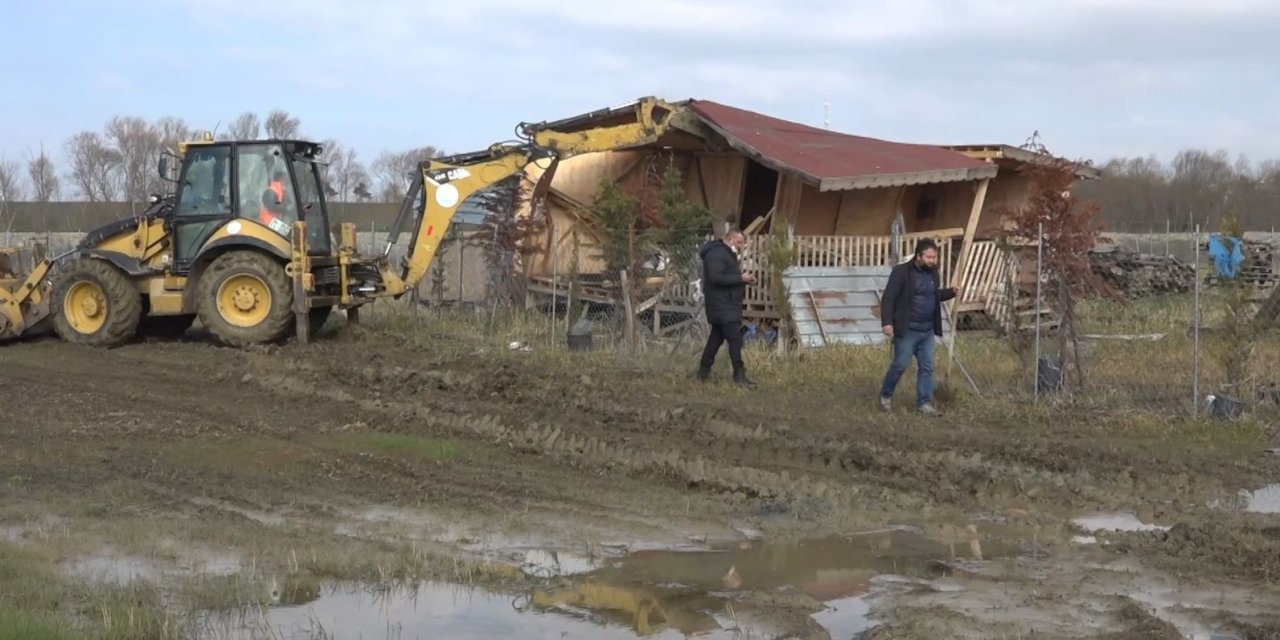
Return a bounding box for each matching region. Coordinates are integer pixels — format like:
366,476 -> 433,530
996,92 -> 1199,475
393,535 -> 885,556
738,229 -> 964,316
953,240 -> 1008,312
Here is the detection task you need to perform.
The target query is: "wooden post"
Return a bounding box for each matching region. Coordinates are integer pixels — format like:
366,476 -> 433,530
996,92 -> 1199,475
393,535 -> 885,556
952,178 -> 991,289
621,270 -> 635,347
943,178 -> 989,382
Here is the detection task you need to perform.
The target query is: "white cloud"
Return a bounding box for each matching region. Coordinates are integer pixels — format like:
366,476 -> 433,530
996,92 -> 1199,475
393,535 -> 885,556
95,0 -> 1280,162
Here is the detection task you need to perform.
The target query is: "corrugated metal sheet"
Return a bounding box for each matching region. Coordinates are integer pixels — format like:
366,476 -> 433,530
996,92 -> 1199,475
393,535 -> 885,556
784,266 -> 952,348
689,101 -> 998,191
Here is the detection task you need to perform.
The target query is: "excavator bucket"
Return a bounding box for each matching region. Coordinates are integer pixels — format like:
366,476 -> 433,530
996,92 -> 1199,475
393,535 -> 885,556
0,246 -> 54,342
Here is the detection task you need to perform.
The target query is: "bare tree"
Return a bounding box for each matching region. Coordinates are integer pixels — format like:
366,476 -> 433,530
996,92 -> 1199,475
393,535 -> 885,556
0,157 -> 24,235
105,116 -> 161,208
155,116 -> 192,151
1077,149 -> 1280,231
372,146 -> 439,202
150,116 -> 192,195
28,150 -> 60,203
322,143 -> 369,204
64,131 -> 121,202
224,112 -> 261,141
353,180 -> 372,202
264,109 -> 301,139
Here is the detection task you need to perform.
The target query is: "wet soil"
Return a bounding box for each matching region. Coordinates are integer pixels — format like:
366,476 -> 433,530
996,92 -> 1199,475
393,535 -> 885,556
3,324 -> 1280,638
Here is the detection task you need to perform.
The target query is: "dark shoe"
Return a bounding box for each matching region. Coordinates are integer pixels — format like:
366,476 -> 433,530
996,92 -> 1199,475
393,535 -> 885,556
733,372 -> 757,388
696,368 -> 711,382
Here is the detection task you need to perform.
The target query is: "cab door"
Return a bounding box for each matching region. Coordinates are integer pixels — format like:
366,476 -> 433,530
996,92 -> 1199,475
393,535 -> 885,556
172,144 -> 234,272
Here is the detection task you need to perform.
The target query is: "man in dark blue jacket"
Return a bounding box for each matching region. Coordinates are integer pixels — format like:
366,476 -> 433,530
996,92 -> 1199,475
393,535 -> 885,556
697,229 -> 757,387
878,239 -> 961,414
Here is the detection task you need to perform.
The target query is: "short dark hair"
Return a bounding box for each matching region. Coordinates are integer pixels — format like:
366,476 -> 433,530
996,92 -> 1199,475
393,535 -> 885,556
914,238 -> 938,257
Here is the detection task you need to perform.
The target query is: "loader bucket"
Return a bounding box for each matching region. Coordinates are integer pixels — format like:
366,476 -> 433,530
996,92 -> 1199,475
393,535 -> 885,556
0,247 -> 54,341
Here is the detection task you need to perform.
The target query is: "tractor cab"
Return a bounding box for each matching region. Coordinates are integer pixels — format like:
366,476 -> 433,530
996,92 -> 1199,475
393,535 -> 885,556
166,138 -> 332,272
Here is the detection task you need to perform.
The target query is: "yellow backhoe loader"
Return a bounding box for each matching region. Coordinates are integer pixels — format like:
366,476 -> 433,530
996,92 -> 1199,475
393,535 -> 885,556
0,97 -> 679,347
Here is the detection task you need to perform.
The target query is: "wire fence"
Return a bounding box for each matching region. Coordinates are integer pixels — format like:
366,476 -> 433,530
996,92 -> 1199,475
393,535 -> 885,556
6,223 -> 1279,419
956,225 -> 1279,418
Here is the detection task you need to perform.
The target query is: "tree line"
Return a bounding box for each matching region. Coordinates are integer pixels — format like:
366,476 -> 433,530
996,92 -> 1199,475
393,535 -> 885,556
0,110 -> 442,210
1075,149 -> 1280,232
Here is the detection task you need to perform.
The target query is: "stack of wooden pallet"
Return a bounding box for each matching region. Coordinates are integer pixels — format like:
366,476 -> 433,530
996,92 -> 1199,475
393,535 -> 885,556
1203,238 -> 1277,288
1089,250 -> 1195,298
982,252 -> 1060,334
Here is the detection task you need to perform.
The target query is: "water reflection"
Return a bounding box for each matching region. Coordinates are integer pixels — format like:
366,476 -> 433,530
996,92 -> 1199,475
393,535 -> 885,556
222,526 -> 1004,639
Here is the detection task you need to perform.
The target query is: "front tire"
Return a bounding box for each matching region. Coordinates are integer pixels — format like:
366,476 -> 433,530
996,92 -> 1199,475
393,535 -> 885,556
196,251 -> 293,346
52,258 -> 142,347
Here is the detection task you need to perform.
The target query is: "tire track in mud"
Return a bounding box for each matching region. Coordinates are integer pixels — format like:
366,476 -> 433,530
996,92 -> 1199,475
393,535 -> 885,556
243,350 -> 1204,522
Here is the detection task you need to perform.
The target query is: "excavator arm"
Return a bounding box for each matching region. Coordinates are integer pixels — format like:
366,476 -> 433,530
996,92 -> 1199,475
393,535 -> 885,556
378,97 -> 681,297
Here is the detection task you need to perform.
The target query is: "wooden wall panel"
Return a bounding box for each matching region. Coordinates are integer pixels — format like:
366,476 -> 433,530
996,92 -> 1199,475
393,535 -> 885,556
772,173 -> 805,235
795,184 -> 841,235
695,153 -> 747,224
833,187 -> 905,235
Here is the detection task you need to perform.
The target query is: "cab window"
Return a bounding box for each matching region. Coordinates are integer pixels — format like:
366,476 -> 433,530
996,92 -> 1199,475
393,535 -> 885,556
176,146 -> 231,217
292,157 -> 330,252
237,143 -> 297,236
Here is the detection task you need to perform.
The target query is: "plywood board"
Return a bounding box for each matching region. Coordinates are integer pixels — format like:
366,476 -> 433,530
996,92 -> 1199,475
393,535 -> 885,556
695,153 -> 747,224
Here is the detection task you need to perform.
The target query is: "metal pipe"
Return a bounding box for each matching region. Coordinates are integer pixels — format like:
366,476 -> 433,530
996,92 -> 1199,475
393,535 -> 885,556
1194,223 -> 1201,415
1034,222 -> 1043,402
550,235 -> 558,349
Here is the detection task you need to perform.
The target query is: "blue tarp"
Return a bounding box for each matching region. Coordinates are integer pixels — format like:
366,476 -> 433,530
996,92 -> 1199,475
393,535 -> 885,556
1208,234 -> 1245,278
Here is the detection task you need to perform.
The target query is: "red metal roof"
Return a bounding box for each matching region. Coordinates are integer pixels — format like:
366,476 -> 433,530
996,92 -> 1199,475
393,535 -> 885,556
688,100 -> 997,191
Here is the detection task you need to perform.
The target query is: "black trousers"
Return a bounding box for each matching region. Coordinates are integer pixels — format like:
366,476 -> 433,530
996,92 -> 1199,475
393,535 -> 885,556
699,321 -> 745,374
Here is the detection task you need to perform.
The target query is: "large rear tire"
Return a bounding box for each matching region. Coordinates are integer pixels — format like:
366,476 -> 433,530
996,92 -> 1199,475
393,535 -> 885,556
196,251 -> 293,346
52,258 -> 142,347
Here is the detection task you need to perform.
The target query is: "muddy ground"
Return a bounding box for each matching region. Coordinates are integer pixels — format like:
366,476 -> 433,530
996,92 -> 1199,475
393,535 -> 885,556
3,311 -> 1280,639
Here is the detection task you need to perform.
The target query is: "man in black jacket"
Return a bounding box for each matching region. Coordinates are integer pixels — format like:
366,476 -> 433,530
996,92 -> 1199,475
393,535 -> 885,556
697,229 -> 757,387
878,238 -> 961,414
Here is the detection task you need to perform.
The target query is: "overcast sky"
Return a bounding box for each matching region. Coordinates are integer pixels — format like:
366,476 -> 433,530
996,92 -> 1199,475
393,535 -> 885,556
3,0 -> 1278,172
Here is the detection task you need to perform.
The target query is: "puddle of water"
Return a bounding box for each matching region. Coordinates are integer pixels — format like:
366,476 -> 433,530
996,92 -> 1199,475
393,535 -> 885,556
217,525 -> 1013,639
1071,512 -> 1170,534
212,581 -> 725,639
69,554 -> 160,583
1241,484 -> 1280,514
0,515 -> 68,542
66,548 -> 241,583
1208,483 -> 1280,515
518,548 -> 607,578
810,595 -> 872,639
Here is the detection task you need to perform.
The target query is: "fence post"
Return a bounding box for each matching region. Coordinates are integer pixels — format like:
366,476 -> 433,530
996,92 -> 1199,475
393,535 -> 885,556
1193,223 -> 1201,416
1165,219 -> 1170,257
1034,222 -> 1043,403
550,237 -> 558,349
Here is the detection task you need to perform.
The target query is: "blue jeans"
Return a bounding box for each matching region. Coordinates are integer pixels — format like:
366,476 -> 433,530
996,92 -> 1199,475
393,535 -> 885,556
880,329 -> 936,408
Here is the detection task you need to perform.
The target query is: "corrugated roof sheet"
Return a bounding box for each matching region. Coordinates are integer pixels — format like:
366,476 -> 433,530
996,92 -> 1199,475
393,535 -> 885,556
944,143 -> 1102,179
689,101 -> 998,191
784,266 -> 952,348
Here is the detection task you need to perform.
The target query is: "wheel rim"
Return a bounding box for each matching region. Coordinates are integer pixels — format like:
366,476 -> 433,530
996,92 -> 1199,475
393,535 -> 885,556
216,274 -> 273,328
64,281 -> 108,334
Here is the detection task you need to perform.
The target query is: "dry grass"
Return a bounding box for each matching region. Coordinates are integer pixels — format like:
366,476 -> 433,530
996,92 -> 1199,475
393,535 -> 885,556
355,293 -> 1280,450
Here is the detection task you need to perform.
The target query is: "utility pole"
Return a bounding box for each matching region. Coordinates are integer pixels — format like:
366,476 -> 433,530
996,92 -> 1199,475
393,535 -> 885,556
823,102 -> 830,130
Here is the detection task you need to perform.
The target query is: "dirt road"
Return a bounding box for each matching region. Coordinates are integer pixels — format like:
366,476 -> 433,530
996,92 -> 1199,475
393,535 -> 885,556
3,321 -> 1280,639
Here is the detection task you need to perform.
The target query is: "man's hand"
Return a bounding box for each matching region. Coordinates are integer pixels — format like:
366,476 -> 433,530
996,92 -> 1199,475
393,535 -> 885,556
882,324 -> 893,337
742,273 -> 757,284
953,285 -> 965,298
